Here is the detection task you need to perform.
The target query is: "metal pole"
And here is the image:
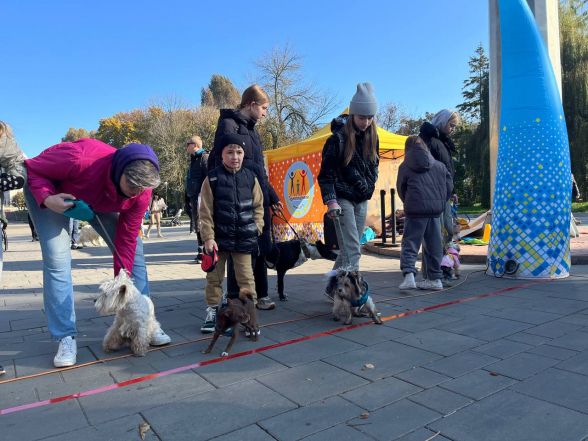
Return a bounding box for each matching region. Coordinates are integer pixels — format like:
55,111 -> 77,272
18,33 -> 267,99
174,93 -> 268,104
379,189 -> 387,244
390,188 -> 397,246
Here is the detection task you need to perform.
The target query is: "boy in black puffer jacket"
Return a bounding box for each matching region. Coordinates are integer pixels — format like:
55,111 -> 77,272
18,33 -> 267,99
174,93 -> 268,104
199,133 -> 264,334
396,135 -> 453,291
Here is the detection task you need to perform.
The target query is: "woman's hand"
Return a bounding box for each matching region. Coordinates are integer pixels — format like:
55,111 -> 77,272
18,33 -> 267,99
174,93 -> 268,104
271,201 -> 283,213
204,239 -> 218,253
326,200 -> 342,218
43,193 -> 76,214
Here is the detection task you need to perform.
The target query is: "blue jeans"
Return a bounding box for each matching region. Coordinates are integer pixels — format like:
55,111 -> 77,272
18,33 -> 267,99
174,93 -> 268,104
333,198 -> 368,271
24,185 -> 150,340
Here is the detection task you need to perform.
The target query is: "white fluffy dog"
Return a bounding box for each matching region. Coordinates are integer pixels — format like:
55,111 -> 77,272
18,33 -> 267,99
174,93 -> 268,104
95,270 -> 160,356
79,225 -> 105,247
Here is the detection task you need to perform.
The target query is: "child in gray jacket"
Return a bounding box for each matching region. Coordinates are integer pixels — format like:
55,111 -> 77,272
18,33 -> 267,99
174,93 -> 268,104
396,135 -> 453,290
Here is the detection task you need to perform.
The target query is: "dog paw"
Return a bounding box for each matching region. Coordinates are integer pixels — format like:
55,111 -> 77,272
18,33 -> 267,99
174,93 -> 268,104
374,317 -> 383,325
201,349 -> 211,355
221,351 -> 229,357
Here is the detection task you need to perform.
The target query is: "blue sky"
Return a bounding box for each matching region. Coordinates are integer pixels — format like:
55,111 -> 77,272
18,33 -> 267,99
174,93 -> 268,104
1,1 -> 488,157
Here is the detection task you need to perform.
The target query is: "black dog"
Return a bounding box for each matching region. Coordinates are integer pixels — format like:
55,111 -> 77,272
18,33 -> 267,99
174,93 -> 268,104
266,239 -> 337,301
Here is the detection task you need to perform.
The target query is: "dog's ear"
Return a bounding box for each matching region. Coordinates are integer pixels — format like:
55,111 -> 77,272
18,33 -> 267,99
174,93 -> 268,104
325,274 -> 338,295
118,284 -> 127,297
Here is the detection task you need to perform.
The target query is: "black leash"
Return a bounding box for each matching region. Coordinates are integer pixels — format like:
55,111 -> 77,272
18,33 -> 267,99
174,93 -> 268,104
271,209 -> 301,242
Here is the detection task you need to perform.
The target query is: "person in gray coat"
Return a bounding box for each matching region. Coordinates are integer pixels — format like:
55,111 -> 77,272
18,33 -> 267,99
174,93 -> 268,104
396,135 -> 453,291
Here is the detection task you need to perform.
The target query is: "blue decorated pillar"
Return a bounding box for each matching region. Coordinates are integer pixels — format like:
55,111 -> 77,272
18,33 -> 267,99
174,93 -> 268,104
487,0 -> 571,278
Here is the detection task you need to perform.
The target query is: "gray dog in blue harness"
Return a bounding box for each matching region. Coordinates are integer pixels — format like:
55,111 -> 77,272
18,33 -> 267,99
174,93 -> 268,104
326,269 -> 382,325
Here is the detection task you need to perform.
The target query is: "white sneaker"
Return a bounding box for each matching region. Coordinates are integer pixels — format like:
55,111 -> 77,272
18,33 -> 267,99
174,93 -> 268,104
399,273 -> 417,290
54,336 -> 77,367
150,327 -> 171,346
416,279 -> 444,291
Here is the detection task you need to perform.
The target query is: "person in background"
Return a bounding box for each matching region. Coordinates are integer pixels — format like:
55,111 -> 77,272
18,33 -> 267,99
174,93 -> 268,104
185,135 -> 209,262
318,82 -> 380,276
145,194 -> 167,238
397,135 -> 453,291
24,139 -> 171,368
208,84 -> 282,311
70,218 -> 82,249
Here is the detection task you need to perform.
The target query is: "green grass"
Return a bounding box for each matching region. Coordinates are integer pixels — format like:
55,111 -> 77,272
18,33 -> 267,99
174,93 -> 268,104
457,204 -> 489,215
572,201 -> 588,212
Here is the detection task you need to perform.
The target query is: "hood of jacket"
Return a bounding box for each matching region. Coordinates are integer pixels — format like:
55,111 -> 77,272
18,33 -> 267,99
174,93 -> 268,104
404,142 -> 432,174
419,121 -> 456,154
219,108 -> 256,130
418,122 -> 438,142
330,114 -> 348,134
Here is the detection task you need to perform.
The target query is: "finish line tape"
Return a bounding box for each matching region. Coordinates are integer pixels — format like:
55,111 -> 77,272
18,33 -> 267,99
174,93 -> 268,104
0,280 -> 541,416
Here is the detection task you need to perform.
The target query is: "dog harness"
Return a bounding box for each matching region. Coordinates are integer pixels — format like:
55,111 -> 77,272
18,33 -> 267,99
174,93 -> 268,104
350,281 -> 370,308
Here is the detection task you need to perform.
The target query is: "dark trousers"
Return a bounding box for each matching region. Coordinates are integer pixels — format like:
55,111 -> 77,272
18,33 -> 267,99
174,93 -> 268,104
184,196 -> 194,231
401,216 -> 443,280
189,195 -> 203,251
227,230 -> 271,299
27,214 -> 38,240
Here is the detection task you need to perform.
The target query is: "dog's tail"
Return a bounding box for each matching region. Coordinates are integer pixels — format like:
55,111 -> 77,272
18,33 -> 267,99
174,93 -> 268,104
316,240 -> 338,261
238,288 -> 255,303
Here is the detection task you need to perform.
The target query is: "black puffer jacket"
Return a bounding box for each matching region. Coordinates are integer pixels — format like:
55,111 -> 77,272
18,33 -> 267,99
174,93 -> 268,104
317,115 -> 379,204
419,122 -> 456,178
185,150 -> 209,197
209,166 -> 259,253
396,141 -> 453,218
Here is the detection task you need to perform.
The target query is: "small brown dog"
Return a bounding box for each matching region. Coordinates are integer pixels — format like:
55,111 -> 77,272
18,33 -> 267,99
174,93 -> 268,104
326,269 -> 383,325
201,288 -> 259,357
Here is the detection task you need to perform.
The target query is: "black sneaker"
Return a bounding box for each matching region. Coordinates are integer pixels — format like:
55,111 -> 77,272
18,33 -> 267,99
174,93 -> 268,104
200,306 -> 217,334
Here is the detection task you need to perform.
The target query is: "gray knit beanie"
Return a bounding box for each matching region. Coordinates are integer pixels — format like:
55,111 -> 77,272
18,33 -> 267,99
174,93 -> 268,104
349,82 -> 377,116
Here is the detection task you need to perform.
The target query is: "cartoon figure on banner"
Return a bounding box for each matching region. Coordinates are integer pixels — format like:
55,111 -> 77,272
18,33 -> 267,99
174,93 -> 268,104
283,161 -> 314,218
300,169 -> 307,193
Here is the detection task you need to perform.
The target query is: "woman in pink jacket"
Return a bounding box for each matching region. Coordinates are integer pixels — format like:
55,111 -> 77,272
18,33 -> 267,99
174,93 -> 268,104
25,139 -> 171,368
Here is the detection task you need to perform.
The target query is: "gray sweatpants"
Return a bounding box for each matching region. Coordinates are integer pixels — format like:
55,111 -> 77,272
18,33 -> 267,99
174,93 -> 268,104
333,198 -> 367,271
401,216 -> 443,280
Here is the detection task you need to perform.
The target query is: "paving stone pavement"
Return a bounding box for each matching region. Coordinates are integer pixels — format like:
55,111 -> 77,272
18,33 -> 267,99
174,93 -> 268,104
2,221 -> 588,440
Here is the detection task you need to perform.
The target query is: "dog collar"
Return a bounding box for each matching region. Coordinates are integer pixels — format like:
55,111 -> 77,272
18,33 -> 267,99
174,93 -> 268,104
350,281 -> 370,307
